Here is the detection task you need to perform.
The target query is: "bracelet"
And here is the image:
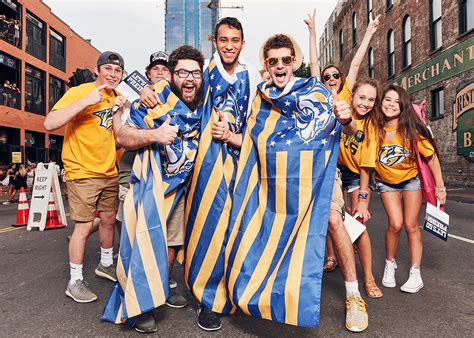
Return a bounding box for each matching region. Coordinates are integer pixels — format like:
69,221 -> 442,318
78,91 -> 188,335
358,191 -> 369,199
340,117 -> 352,126
223,130 -> 233,143
435,186 -> 446,193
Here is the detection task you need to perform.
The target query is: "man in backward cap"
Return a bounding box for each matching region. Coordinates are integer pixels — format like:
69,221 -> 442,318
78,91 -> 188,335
44,51 -> 126,303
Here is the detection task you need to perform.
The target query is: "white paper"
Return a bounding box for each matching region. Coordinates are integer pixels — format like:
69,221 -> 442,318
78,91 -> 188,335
343,212 -> 367,243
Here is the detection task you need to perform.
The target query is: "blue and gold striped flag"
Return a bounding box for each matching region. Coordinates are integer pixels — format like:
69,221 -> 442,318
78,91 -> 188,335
102,79 -> 201,324
225,77 -> 340,328
184,53 -> 250,314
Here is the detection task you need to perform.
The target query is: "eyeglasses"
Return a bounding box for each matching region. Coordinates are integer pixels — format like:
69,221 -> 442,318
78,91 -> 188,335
323,72 -> 340,81
266,56 -> 294,67
173,69 -> 202,79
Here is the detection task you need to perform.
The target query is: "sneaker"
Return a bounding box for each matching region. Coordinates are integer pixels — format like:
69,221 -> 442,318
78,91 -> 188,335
197,306 -> 221,331
400,266 -> 424,293
134,312 -> 157,333
382,259 -> 397,288
95,263 -> 117,282
2,201 -> 11,205
345,294 -> 368,332
169,278 -> 177,289
166,289 -> 188,308
65,279 -> 98,303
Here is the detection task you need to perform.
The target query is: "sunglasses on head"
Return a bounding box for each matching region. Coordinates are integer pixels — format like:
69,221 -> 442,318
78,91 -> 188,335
323,72 -> 340,81
266,56 -> 294,67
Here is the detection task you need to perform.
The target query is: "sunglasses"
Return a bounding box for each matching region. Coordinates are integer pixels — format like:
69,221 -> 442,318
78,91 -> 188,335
266,56 -> 294,67
323,72 -> 340,81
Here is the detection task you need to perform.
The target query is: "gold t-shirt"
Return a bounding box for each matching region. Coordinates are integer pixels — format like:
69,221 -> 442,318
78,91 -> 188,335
52,82 -> 118,181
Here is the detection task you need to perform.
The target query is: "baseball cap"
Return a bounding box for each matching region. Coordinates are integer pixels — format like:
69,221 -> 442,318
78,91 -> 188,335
97,51 -> 124,69
147,51 -> 169,70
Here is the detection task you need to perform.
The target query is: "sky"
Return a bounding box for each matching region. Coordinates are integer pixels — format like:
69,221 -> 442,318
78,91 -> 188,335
43,0 -> 339,73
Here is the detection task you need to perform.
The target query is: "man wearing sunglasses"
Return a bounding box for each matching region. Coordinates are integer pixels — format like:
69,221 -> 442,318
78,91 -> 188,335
114,46 -> 204,333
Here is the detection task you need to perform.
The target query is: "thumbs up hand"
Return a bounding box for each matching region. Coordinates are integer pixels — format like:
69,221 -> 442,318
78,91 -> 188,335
332,88 -> 352,125
212,111 -> 231,141
154,114 -> 179,145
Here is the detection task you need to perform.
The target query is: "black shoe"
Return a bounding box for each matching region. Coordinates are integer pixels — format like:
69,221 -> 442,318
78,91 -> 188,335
197,306 -> 221,331
165,289 -> 188,308
134,312 -> 157,333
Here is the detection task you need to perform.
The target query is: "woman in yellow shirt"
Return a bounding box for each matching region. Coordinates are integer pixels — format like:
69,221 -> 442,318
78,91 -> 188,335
338,78 -> 382,298
358,85 -> 446,294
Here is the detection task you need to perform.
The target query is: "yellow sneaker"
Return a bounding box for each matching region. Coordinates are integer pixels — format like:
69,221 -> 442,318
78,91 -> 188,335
345,294 -> 368,332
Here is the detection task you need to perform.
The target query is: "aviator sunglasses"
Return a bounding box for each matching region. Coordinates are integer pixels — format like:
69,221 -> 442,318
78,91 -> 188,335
323,72 -> 340,81
266,56 -> 294,67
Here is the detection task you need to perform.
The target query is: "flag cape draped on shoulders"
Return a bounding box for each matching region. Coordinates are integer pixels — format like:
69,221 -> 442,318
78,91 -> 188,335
184,52 -> 250,314
102,79 -> 201,324
225,77 -> 340,328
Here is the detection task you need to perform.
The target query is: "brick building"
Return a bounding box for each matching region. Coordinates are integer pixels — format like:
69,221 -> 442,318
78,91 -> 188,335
0,0 -> 100,167
327,0 -> 473,186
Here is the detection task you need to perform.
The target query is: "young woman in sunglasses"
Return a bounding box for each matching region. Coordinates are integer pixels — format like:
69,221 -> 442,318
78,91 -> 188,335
319,14 -> 380,272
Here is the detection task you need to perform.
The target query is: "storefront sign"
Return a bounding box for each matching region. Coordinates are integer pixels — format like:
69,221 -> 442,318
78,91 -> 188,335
12,151 -> 22,163
454,82 -> 474,162
394,36 -> 474,94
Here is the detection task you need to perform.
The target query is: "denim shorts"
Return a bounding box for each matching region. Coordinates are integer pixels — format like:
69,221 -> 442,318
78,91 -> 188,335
338,165 -> 375,193
376,176 -> 421,193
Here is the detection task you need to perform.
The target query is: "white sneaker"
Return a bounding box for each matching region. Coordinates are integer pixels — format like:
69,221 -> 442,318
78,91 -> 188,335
400,266 -> 424,293
382,259 -> 397,288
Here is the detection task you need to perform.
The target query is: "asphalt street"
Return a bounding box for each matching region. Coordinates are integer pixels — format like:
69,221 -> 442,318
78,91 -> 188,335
0,194 -> 472,337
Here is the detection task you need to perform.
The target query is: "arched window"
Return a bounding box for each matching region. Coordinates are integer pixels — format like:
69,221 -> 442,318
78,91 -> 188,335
430,0 -> 442,50
402,16 -> 411,68
368,47 -> 374,77
387,30 -> 395,77
339,29 -> 344,60
352,12 -> 357,46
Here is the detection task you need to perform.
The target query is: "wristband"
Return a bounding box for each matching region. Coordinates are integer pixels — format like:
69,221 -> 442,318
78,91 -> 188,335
340,117 -> 352,126
358,191 -> 369,199
435,186 -> 446,192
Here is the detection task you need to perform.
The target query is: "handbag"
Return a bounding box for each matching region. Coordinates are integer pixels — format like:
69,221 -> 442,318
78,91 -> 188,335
1,176 -> 9,186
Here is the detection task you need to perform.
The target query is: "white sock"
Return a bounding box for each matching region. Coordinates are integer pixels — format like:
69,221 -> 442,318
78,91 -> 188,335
345,280 -> 360,298
100,247 -> 113,267
69,262 -> 83,285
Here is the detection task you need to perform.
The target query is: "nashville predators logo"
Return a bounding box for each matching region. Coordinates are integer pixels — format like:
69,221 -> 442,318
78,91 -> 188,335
93,108 -> 113,129
378,145 -> 410,166
294,86 -> 333,142
163,130 -> 199,176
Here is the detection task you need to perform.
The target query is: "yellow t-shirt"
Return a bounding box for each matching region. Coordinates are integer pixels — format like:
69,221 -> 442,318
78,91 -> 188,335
375,128 -> 435,185
52,82 -> 118,181
337,79 -> 351,103
338,118 -> 378,174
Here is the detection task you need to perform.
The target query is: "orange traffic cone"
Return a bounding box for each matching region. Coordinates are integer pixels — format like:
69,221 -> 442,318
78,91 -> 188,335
45,189 -> 65,230
12,187 -> 30,227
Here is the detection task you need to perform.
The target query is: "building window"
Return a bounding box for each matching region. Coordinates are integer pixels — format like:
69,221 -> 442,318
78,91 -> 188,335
402,16 -> 412,68
387,30 -> 395,77
49,76 -> 65,111
460,0 -> 474,34
339,29 -> 344,60
0,0 -> 22,48
352,12 -> 357,47
368,48 -> 374,77
386,0 -> 393,10
25,64 -> 45,116
0,52 -> 21,109
431,88 -> 444,119
49,29 -> 66,71
430,0 -> 442,50
367,0 -> 373,23
26,11 -> 46,61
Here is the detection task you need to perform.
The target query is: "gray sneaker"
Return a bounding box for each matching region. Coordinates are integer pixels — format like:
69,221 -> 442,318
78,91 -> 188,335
169,278 -> 177,289
65,280 -> 98,303
95,263 -> 117,282
134,312 -> 157,333
165,289 -> 188,308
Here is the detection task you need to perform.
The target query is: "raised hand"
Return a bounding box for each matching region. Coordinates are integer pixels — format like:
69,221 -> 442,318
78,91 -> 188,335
332,88 -> 352,125
140,85 -> 159,108
154,115 -> 179,145
211,111 -> 231,141
367,14 -> 381,35
112,95 -> 127,113
81,83 -> 108,107
304,9 -> 316,34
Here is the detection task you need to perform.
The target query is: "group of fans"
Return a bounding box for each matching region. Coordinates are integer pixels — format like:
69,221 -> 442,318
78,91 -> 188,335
43,12 -> 446,334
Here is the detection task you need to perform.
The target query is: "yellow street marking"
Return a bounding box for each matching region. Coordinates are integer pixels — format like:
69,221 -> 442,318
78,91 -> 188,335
0,226 -> 25,234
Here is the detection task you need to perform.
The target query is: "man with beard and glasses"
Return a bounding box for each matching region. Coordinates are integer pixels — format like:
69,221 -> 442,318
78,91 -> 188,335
106,46 -> 204,333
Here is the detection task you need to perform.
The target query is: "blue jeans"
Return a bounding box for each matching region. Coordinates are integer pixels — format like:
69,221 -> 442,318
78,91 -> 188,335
376,176 -> 421,193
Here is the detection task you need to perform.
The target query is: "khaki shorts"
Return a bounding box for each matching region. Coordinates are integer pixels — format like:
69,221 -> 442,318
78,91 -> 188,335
66,177 -> 119,222
330,168 -> 345,215
167,194 -> 185,246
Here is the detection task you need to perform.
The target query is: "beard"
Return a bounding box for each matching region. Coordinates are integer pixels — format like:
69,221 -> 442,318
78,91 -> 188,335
170,81 -> 204,111
220,50 -> 241,70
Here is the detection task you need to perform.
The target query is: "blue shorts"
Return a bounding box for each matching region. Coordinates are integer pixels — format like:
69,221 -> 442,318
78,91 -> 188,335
339,165 -> 375,193
376,176 -> 421,193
